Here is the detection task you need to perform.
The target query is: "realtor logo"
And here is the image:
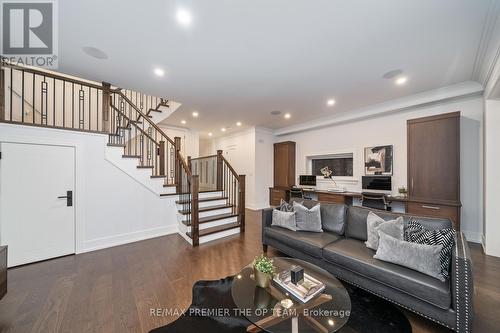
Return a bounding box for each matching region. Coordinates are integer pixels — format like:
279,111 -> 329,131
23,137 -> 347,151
1,0 -> 58,68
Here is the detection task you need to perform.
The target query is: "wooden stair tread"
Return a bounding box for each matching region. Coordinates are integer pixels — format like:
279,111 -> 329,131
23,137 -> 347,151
149,108 -> 162,113
122,155 -> 141,158
178,204 -> 233,215
137,165 -> 153,169
151,175 -> 166,178
182,213 -> 238,226
107,143 -> 125,147
186,222 -> 240,238
163,184 -> 177,187
176,196 -> 228,204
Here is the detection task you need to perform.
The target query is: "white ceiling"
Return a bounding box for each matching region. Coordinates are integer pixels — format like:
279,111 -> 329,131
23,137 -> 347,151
58,0 -> 498,137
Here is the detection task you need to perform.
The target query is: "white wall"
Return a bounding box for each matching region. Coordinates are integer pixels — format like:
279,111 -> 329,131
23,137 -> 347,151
199,138 -> 213,156
254,128 -> 275,209
484,99 -> 500,256
159,125 -> 199,158
278,96 -> 484,242
0,123 -> 179,253
204,127 -> 275,210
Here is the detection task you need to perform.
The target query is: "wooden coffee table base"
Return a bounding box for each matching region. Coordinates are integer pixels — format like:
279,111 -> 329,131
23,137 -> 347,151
246,293 -> 333,333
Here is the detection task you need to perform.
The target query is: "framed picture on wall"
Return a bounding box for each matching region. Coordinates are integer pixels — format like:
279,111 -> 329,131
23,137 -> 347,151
364,145 -> 393,175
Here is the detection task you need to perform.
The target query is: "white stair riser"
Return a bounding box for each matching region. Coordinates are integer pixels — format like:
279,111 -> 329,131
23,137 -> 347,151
184,216 -> 238,231
176,199 -> 227,209
199,191 -> 224,199
199,228 -> 240,244
177,207 -> 232,220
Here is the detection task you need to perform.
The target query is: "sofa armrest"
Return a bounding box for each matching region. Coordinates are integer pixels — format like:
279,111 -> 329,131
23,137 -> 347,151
262,208 -> 274,244
451,232 -> 474,333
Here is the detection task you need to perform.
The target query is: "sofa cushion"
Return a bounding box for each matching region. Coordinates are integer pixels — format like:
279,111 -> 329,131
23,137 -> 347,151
345,206 -> 453,241
322,238 -> 451,310
264,226 -> 341,258
320,202 -> 347,235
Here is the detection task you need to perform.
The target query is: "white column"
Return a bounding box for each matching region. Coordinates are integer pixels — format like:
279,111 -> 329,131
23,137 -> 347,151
484,99 -> 500,257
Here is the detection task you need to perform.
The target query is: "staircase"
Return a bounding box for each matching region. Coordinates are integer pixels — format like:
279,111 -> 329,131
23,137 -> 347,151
0,61 -> 245,246
176,151 -> 246,245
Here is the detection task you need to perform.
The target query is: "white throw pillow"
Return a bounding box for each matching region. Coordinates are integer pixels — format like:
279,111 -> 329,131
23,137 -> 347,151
271,209 -> 297,231
365,211 -> 404,250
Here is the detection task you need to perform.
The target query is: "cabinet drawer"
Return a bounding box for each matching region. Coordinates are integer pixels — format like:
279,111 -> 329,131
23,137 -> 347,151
317,193 -> 346,204
407,202 -> 459,228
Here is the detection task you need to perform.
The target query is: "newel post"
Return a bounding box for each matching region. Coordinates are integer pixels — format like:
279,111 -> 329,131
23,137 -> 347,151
239,175 -> 246,233
191,174 -> 200,246
187,156 -> 192,171
174,136 -> 182,192
102,82 -> 111,133
217,150 -> 223,191
159,141 -> 165,176
0,61 -> 5,121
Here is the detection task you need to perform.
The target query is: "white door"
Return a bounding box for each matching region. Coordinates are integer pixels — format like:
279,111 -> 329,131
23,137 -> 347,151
0,142 -> 75,267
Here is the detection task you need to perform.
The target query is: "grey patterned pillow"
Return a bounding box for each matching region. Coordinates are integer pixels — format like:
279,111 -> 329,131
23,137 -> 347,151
271,209 -> 297,231
375,231 -> 445,281
293,201 -> 322,232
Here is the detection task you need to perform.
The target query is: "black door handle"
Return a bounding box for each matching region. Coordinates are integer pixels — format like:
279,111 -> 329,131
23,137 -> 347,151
57,190 -> 73,207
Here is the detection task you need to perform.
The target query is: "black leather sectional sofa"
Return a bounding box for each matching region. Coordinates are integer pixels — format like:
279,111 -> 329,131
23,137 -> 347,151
262,199 -> 473,333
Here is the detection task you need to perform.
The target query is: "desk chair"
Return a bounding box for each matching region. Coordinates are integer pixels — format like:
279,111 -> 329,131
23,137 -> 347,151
290,188 -> 304,199
361,192 -> 391,211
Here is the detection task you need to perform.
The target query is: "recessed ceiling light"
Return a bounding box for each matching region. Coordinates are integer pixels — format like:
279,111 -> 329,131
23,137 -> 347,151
208,132 -> 212,137
192,111 -> 199,117
154,68 -> 165,77
176,9 -> 192,26
236,122 -> 242,126
221,128 -> 226,132
181,120 -> 186,124
82,46 -> 108,60
327,99 -> 336,106
284,113 -> 291,119
395,76 -> 408,85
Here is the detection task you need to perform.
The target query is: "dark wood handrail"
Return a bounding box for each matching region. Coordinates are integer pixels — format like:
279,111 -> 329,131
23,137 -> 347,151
109,104 -> 159,145
114,90 -> 175,146
220,154 -> 239,178
177,151 -> 193,177
2,62 -> 103,90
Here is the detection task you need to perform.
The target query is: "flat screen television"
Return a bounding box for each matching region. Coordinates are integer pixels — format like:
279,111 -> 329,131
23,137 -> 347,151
299,175 -> 316,187
362,176 -> 392,191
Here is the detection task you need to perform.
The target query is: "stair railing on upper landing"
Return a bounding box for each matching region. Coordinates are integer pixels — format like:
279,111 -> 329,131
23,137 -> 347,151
188,150 -> 246,233
0,61 -> 179,186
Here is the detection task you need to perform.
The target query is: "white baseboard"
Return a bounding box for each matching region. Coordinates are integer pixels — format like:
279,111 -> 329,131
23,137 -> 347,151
462,231 -> 483,244
79,225 -> 178,253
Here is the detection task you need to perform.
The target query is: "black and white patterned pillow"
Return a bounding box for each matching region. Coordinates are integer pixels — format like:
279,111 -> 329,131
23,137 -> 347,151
404,218 -> 455,279
279,199 -> 294,212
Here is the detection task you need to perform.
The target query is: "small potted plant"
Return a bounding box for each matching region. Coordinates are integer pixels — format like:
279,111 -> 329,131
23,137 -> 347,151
398,186 -> 408,198
253,254 -> 275,288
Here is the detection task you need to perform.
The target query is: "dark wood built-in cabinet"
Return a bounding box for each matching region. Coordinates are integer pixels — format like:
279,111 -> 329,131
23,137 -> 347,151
269,141 -> 296,206
407,112 -> 462,229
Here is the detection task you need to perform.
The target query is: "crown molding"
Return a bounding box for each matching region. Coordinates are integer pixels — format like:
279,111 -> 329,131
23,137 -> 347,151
274,81 -> 483,136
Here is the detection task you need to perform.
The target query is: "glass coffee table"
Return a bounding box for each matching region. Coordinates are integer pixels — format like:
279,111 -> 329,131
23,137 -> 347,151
232,257 -> 351,333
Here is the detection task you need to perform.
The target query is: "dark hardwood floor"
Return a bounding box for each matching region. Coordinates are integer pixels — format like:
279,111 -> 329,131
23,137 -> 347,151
0,209 -> 499,333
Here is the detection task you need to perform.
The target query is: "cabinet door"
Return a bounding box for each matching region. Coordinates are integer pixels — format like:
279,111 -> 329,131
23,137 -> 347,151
408,114 -> 460,201
274,144 -> 288,187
